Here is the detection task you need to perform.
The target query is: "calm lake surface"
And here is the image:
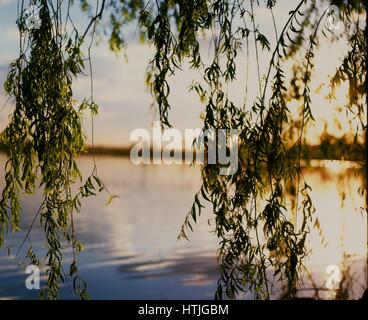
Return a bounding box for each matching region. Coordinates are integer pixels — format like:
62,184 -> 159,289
0,155 -> 366,299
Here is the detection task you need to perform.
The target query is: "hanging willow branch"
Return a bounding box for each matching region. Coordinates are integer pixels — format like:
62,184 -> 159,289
0,0 -> 109,299
0,0 -> 366,300
134,0 -> 365,299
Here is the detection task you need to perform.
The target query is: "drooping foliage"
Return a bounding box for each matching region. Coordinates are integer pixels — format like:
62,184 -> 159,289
0,0 -> 366,299
0,0 -> 108,299
96,0 -> 367,299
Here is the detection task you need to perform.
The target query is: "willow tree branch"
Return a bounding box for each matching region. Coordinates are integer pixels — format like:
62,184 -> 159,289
81,0 -> 106,40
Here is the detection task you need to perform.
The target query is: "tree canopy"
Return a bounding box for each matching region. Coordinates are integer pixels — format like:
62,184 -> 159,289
0,0 -> 366,299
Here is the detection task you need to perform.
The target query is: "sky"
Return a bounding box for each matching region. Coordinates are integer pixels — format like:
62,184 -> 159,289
0,0 -> 360,147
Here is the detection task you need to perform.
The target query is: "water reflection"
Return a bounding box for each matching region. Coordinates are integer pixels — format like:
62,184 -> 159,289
0,155 -> 366,299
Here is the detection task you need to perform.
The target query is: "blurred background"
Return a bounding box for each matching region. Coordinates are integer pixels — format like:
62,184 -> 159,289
0,0 -> 366,299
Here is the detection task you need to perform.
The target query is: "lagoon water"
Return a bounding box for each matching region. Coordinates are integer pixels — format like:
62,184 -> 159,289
0,155 -> 366,299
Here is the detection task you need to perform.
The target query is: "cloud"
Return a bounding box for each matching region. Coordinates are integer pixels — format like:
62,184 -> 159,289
3,27 -> 18,42
0,0 -> 13,7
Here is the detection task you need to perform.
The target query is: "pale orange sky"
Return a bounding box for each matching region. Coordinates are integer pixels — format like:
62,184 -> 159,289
0,0 -> 364,147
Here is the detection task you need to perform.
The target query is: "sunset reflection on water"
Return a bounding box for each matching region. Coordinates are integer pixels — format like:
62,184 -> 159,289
0,155 -> 366,299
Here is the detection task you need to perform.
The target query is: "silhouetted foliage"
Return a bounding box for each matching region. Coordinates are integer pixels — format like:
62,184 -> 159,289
0,0 -> 366,299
